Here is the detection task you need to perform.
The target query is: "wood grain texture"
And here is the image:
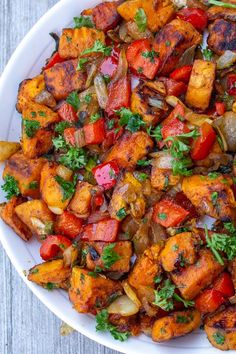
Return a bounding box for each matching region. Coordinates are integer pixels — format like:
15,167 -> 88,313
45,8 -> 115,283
0,1 -> 120,353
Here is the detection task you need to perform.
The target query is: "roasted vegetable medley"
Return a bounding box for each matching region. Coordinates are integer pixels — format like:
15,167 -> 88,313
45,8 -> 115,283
2,0 -> 236,349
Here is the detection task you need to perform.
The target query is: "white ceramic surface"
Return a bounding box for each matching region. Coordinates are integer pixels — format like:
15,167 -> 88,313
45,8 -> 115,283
0,0 -> 229,352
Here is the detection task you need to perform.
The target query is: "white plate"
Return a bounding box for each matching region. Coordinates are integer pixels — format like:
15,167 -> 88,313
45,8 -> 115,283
0,1 -> 227,353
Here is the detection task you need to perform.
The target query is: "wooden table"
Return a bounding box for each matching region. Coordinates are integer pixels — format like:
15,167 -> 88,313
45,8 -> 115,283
0,1 -> 119,353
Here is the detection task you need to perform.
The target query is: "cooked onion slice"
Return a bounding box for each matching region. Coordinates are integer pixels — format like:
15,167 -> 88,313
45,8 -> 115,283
107,295 -> 139,316
122,281 -> 142,308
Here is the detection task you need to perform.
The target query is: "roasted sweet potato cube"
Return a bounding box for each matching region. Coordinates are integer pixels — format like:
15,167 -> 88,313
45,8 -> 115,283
40,162 -> 74,214
22,129 -> 54,159
28,259 -> 71,289
0,197 -> 32,241
153,19 -> 202,75
171,249 -> 224,300
152,309 -> 201,342
151,164 -> 180,191
22,101 -> 60,128
208,19 -> 236,55
15,200 -> 55,239
83,241 -> 132,272
44,59 -> 87,100
92,1 -> 122,32
68,181 -> 93,218
207,5 -> 236,22
182,175 -> 236,221
69,267 -> 122,314
105,132 -> 153,169
117,0 -> 175,32
3,151 -> 46,198
160,232 -> 200,272
229,258 -> 236,291
129,244 -> 162,290
16,74 -> 45,113
186,60 -> 216,110
204,306 -> 236,350
58,28 -> 105,59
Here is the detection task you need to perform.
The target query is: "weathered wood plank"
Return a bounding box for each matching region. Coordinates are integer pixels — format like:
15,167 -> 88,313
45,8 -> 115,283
0,1 -> 120,353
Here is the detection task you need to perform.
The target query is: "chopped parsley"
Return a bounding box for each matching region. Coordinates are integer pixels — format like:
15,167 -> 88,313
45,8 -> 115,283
45,282 -> 57,291
66,91 -> 80,111
137,159 -> 152,166
38,111 -> 46,117
176,315 -> 191,324
101,243 -> 121,269
213,331 -> 225,345
1,175 -> 20,200
55,121 -> 72,134
134,172 -> 149,182
90,113 -> 101,123
81,40 -> 112,57
211,191 -> 218,205
208,0 -> 236,8
142,50 -> 159,63
147,125 -> 162,142
134,8 -> 147,32
107,119 -> 115,130
154,275 -> 163,284
116,207 -> 127,220
115,107 -> 146,133
28,181 -> 39,189
23,119 -> 40,138
201,46 -> 213,61
84,94 -> 92,104
208,172 -> 220,179
55,175 -> 77,201
74,16 -> 94,28
158,213 -> 167,220
96,309 -> 130,341
77,57 -> 89,71
165,40 -> 171,46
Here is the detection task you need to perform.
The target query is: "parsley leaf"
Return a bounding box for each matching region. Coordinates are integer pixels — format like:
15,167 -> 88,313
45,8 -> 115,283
213,332 -> 225,345
153,279 -> 176,311
84,94 -> 92,104
101,243 -> 121,268
137,159 -> 152,166
201,46 -> 213,61
59,146 -> 88,171
116,208 -> 127,220
207,0 -> 236,8
96,309 -> 130,341
77,57 -> 88,71
134,172 -> 149,181
55,175 -> 77,201
55,121 -> 72,134
1,175 -> 20,200
173,293 -> 195,308
52,135 -> 68,150
134,8 -> 147,32
147,125 -> 162,142
81,40 -> 112,57
28,181 -> 39,189
23,119 -> 40,138
74,16 -> 94,28
142,50 -> 159,63
90,113 -> 101,123
115,107 -> 146,133
66,91 -> 80,111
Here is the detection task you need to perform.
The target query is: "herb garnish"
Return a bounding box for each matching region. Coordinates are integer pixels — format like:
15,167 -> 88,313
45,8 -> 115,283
134,8 -> 147,32
115,107 -> 146,133
81,40 -> 112,57
55,175 -> 77,201
96,309 -> 130,341
23,119 -> 40,138
116,208 -> 127,220
74,16 -> 94,28
55,121 -> 72,134
142,50 -> 159,63
101,243 -> 121,268
66,91 -> 80,111
1,175 -> 20,200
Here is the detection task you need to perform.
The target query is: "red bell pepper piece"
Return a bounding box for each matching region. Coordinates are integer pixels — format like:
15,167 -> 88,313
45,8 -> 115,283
195,289 -> 225,314
159,77 -> 187,97
176,8 -> 208,31
105,75 -> 131,116
102,126 -> 124,150
227,73 -> 236,96
169,65 -> 192,83
58,102 -> 78,122
93,194 -> 105,207
64,127 -> 77,146
92,160 -> 120,190
55,211 -> 83,240
100,46 -> 120,79
84,119 -> 106,145
44,51 -> 65,70
126,39 -> 161,80
174,192 -> 199,220
213,272 -> 235,298
80,219 -> 120,242
40,235 -> 72,261
191,122 -> 216,161
215,102 -> 226,116
152,198 -> 190,227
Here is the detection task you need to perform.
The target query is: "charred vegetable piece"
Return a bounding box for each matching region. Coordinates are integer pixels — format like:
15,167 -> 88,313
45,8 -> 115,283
55,211 -> 83,239
58,102 -> 78,123
80,219 -> 120,242
169,65 -> 192,83
69,267 -> 122,314
176,8 -> 208,32
190,122 -> 216,161
92,1 -> 122,32
40,235 -> 72,261
152,309 -> 201,342
44,51 -> 65,70
152,198 -> 190,228
208,19 -> 236,55
16,74 -> 45,113
204,306 -> 236,350
105,76 -> 131,116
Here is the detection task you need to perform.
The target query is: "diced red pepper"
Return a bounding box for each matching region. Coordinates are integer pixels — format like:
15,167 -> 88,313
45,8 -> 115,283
100,46 -> 120,79
152,198 -> 190,227
92,160 -> 120,190
227,73 -> 236,96
40,235 -> 72,261
162,104 -> 185,127
44,51 -> 65,70
93,194 -> 105,207
176,8 -> 208,31
55,211 -> 83,240
159,77 -> 187,97
169,65 -> 192,83
215,102 -> 226,116
195,289 -> 225,314
174,192 -> 199,220
191,122 -> 216,161
84,119 -> 106,145
105,75 -> 131,116
58,102 -> 78,122
80,219 -> 120,242
213,272 -> 235,298
102,126 -> 124,150
64,127 -> 77,146
126,39 -> 161,80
